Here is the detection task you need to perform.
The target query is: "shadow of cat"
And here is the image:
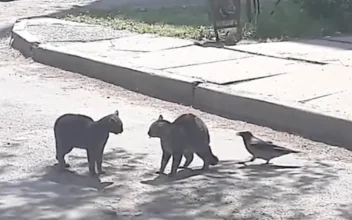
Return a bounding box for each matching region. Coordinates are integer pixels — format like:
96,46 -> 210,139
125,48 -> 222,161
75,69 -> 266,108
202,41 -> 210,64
40,164 -> 114,191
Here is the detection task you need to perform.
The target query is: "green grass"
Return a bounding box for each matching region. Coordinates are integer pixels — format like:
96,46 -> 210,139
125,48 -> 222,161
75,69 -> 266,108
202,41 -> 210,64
63,1 -> 341,42
65,6 -> 213,41
252,1 -> 337,39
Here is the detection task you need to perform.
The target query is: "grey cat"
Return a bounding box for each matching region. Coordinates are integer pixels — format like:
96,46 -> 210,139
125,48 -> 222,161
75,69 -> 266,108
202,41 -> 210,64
148,113 -> 219,177
54,110 -> 123,175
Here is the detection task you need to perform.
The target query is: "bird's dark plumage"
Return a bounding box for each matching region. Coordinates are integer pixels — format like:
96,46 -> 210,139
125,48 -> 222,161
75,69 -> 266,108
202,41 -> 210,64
236,131 -> 299,164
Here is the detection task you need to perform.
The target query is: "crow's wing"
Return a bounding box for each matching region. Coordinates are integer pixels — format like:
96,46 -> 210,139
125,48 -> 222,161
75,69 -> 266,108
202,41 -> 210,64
250,136 -> 299,153
269,144 -> 299,153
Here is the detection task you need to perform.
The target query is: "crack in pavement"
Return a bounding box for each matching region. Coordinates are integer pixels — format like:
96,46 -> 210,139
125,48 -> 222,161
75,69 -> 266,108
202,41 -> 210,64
298,90 -> 346,104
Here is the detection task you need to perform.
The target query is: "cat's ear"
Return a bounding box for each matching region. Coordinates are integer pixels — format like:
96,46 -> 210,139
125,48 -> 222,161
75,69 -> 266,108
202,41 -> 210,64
115,110 -> 119,116
158,114 -> 163,120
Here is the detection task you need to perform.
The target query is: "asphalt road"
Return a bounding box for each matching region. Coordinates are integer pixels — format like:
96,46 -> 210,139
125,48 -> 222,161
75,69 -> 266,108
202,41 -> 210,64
1,0 -> 352,219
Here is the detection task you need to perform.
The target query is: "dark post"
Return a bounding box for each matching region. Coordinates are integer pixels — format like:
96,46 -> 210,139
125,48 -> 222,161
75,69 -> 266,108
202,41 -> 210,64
246,0 -> 253,22
207,0 -> 242,42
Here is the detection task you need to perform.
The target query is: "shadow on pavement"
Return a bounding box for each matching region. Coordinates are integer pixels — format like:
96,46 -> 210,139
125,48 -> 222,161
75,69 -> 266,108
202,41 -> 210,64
238,163 -> 302,170
67,148 -> 148,178
43,147 -> 147,189
141,160 -> 302,186
136,159 -> 340,219
0,147 -> 144,219
337,204 -> 352,220
141,168 -> 205,186
0,176 -> 119,220
0,139 -> 346,219
41,165 -> 113,191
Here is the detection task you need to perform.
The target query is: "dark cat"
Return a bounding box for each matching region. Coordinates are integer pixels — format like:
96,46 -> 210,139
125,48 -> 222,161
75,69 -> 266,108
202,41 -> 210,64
148,113 -> 219,176
54,110 -> 123,175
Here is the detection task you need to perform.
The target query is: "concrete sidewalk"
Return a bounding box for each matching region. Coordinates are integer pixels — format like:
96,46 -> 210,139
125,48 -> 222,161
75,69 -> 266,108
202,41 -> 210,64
10,17 -> 352,148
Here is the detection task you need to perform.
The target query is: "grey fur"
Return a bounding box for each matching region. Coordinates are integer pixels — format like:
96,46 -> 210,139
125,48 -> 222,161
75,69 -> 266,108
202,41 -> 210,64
148,113 -> 219,177
54,110 -> 123,175
236,131 -> 300,164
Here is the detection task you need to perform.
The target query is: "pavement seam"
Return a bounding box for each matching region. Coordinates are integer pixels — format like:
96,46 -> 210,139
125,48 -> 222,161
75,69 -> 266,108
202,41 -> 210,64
196,44 -> 328,65
165,70 -> 288,86
38,37 -> 134,44
298,90 -> 346,104
157,57 -> 251,71
322,38 -> 352,45
225,47 -> 328,65
191,81 -> 202,107
157,43 -> 196,52
218,72 -> 288,86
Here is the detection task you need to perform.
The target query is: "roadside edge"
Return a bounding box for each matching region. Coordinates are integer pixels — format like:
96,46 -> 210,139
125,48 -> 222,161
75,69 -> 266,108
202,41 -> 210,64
10,18 -> 352,149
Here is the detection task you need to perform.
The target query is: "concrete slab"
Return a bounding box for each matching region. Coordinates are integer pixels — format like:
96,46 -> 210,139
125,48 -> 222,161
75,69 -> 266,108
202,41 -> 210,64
32,43 -> 197,106
47,41 -> 144,61
307,90 -> 352,120
36,40 -> 252,73
20,18 -> 135,43
228,39 -> 352,65
228,64 -> 352,103
108,34 -> 195,52
129,46 -> 252,70
165,56 -> 314,84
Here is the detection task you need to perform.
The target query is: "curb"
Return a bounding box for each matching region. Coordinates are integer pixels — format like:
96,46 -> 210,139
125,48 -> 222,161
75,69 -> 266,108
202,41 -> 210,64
10,19 -> 352,149
32,44 -> 196,106
194,85 -> 352,148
